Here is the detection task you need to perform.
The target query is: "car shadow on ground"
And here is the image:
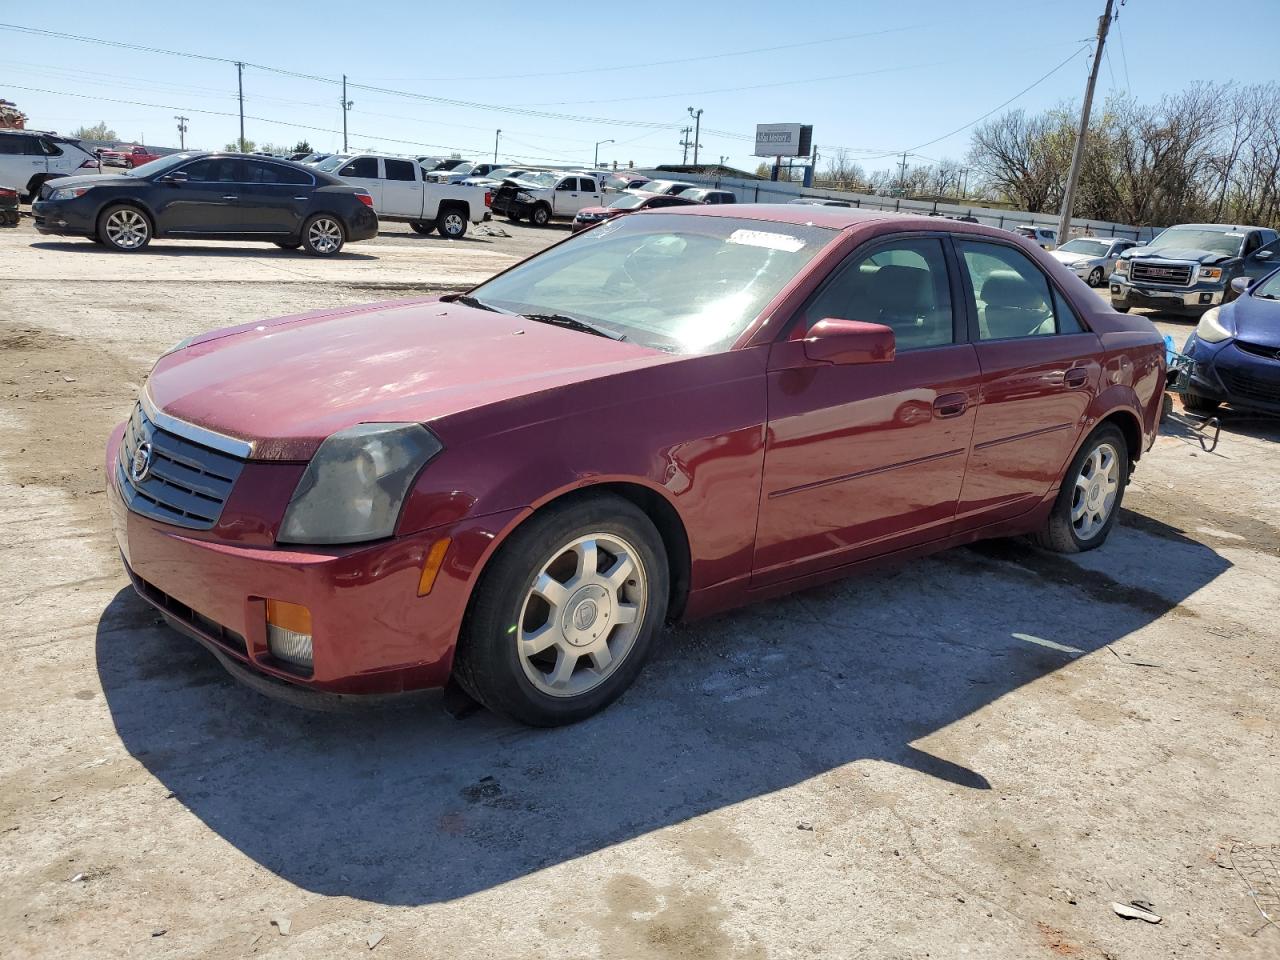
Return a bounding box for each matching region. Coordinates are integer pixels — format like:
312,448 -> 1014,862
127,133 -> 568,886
97,512 -> 1229,907
27,241 -> 379,261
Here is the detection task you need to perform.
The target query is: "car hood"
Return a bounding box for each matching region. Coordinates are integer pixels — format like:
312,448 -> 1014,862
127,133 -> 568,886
41,174 -> 135,190
1228,295 -> 1280,348
1050,250 -> 1100,265
146,299 -> 674,460
1124,246 -> 1235,265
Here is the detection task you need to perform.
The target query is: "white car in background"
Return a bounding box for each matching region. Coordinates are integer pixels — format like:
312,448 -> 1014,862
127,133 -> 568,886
1050,236 -> 1139,287
0,129 -> 101,200
317,153 -> 490,237
490,170 -> 603,226
1011,225 -> 1058,249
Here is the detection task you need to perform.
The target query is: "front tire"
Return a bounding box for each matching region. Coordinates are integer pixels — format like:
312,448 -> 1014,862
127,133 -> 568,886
437,207 -> 467,239
1112,304 -> 1131,313
1088,267 -> 1104,287
273,240 -> 300,250
453,495 -> 669,726
301,214 -> 345,256
1034,424 -> 1128,554
1182,391 -> 1220,415
409,220 -> 435,235
530,203 -> 551,227
97,204 -> 152,251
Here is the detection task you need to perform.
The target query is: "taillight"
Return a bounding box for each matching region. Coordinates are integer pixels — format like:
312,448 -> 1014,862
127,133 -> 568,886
0,187 -> 16,198
80,159 -> 99,168
484,191 -> 492,207
355,191 -> 374,208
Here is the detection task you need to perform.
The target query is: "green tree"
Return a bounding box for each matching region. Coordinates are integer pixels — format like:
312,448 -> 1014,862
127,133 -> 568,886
224,139 -> 256,153
72,122 -> 117,141
292,139 -> 312,154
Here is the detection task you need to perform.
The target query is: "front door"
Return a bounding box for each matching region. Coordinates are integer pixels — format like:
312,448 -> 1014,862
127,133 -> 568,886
952,238 -> 1101,528
753,235 -> 981,585
153,156 -> 247,234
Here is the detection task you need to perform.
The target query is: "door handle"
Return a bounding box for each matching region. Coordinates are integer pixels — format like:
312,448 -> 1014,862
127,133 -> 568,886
293,196 -> 308,201
221,195 -> 239,201
933,392 -> 969,418
1064,368 -> 1089,388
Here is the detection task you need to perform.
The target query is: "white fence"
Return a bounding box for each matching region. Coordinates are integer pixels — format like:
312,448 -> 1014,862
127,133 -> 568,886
636,171 -> 1160,243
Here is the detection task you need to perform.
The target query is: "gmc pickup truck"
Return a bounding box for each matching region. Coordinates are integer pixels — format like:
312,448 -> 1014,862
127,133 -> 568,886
315,153 -> 490,238
1110,223 -> 1280,316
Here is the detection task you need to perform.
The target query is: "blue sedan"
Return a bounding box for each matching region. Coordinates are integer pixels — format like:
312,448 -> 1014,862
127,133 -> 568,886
1183,269 -> 1280,414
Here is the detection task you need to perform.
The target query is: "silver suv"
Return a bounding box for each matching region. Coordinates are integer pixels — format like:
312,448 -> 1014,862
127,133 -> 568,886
0,130 -> 100,201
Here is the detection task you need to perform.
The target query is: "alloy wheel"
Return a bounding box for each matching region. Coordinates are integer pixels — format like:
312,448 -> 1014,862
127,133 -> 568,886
517,533 -> 647,698
307,218 -> 343,253
105,209 -> 149,249
1071,441 -> 1120,540
442,212 -> 464,236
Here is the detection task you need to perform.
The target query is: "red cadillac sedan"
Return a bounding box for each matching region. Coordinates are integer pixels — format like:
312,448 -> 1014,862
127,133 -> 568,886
107,206 -> 1165,725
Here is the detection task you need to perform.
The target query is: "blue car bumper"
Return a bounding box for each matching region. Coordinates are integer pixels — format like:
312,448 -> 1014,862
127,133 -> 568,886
1184,333 -> 1280,413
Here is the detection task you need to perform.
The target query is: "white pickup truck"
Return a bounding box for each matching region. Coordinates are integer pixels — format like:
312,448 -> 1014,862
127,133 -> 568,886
490,171 -> 604,226
315,153 -> 490,238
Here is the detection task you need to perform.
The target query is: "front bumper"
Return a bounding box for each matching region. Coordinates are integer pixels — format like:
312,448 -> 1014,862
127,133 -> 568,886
490,195 -> 532,217
31,197 -> 98,237
1183,336 -> 1280,414
1110,277 -> 1225,315
106,424 -> 522,695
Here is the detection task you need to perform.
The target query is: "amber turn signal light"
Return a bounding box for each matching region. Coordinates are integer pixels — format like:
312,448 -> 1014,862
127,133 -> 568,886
417,538 -> 452,596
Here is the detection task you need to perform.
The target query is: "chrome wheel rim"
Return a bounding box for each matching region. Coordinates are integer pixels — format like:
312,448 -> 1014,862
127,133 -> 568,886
105,209 -> 148,249
533,207 -> 548,225
307,218 -> 342,253
517,533 -> 647,698
1072,441 -> 1120,541
443,212 -> 464,235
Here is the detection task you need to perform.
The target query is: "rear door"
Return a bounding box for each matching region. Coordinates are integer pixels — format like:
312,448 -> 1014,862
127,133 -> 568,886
239,159 -> 314,234
336,156 -> 382,210
578,175 -> 602,209
381,157 -> 423,217
753,234 -> 981,585
0,134 -> 39,191
952,237 -> 1102,529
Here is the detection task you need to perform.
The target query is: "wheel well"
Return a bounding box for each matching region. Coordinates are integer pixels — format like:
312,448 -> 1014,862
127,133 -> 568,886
487,483 -> 693,620
1099,410 -> 1142,465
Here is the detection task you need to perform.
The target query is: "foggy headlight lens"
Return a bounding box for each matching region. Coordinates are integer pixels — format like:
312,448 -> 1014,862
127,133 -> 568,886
278,423 -> 442,544
1115,260 -> 1129,275
1194,306 -> 1232,344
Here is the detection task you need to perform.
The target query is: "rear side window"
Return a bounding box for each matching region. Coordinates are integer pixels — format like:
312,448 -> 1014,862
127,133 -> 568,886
384,158 -> 416,181
38,138 -> 62,157
579,177 -> 597,192
958,239 -> 1081,339
0,136 -> 22,155
801,237 -> 956,350
340,157 -> 379,178
243,160 -> 312,185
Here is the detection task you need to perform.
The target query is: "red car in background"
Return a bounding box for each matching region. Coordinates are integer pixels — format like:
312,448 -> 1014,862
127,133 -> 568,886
571,190 -> 699,232
100,145 -> 161,168
107,207 -> 1165,725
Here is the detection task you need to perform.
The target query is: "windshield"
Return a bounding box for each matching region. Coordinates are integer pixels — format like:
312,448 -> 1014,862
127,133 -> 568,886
1252,269 -> 1280,300
1059,239 -> 1113,256
130,153 -> 195,177
1148,228 -> 1244,257
607,194 -> 648,210
315,155 -> 350,172
469,214 -> 836,353
486,168 -> 521,180
517,171 -> 560,188
607,175 -> 642,190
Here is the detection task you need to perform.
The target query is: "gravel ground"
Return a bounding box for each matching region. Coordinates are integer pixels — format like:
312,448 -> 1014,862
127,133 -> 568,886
1,217 -> 1278,960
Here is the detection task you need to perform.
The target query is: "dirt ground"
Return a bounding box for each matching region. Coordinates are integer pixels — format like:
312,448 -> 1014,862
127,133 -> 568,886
1,216 -> 1278,960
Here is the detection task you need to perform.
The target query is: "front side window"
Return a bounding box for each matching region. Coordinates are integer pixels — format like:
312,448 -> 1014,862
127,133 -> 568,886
801,238 -> 955,350
469,214 -> 836,354
339,157 -> 378,178
959,239 -> 1082,340
180,157 -> 245,183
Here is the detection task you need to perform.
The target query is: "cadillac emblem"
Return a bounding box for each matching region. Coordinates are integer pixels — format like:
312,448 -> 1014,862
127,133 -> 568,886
129,441 -> 153,483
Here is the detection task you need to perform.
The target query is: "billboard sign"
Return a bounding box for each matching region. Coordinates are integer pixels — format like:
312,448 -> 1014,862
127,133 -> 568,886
753,123 -> 813,157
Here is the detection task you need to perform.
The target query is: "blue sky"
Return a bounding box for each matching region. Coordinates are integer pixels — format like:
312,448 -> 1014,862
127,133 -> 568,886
3,0 -> 1277,174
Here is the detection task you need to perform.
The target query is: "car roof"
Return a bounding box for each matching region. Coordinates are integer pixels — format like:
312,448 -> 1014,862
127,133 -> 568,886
1166,223 -> 1269,232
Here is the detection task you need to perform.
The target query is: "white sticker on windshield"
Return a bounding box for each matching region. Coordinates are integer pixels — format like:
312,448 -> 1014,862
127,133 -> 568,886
727,229 -> 806,253
1225,232 -> 1245,237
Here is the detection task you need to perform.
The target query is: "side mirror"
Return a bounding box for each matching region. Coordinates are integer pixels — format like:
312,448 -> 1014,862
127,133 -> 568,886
1231,277 -> 1252,295
803,319 -> 896,365
1256,249 -> 1274,261
159,171 -> 189,184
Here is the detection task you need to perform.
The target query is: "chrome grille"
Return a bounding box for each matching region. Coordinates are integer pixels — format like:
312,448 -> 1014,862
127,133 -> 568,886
116,402 -> 245,529
1130,260 -> 1193,286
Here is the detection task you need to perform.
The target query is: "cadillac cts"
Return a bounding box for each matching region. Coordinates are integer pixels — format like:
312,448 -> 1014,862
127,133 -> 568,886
107,207 -> 1165,725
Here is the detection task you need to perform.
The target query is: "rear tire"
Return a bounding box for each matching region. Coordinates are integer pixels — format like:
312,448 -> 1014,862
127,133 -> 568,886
301,214 -> 345,256
409,220 -> 435,235
97,204 -> 152,251
1182,391 -> 1220,415
453,494 -> 669,726
437,206 -> 467,239
530,203 -> 551,227
1033,424 -> 1128,554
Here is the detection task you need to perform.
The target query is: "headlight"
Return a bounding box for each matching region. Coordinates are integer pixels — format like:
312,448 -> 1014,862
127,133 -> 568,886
516,192 -> 535,203
278,423 -> 442,545
50,186 -> 92,201
1115,260 -> 1129,275
1194,306 -> 1232,343
1200,266 -> 1223,282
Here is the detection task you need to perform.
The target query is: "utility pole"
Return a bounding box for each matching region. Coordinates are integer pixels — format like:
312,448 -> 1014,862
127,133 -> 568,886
494,129 -> 501,163
235,61 -> 245,152
960,166 -> 969,199
687,106 -> 703,167
593,139 -> 614,168
340,75 -> 354,152
679,126 -> 693,165
898,152 -> 909,195
1057,0 -> 1114,245
174,115 -> 188,149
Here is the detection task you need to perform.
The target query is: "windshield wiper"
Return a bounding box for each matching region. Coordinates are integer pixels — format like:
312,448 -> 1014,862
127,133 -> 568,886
442,293 -> 500,312
520,312 -> 626,341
